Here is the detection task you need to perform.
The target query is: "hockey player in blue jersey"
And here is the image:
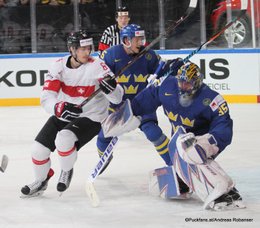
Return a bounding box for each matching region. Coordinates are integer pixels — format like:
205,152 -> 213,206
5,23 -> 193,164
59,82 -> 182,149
103,61 -> 245,210
96,24 -> 172,172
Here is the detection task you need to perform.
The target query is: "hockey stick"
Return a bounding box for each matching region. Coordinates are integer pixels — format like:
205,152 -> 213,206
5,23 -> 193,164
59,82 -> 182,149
85,61 -> 170,206
0,155 -> 8,173
85,57 -> 172,206
86,137 -> 118,207
85,0 -> 198,206
79,0 -> 198,108
183,9 -> 247,63
155,8 -> 248,85
101,8 -> 248,139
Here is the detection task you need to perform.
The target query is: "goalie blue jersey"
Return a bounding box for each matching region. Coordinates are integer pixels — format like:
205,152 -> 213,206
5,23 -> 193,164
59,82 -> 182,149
99,44 -> 160,102
132,76 -> 233,153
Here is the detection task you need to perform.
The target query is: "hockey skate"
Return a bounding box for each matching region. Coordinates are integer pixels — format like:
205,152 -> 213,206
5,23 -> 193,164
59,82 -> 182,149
173,175 -> 192,200
57,169 -> 73,192
21,168 -> 54,198
209,187 -> 246,211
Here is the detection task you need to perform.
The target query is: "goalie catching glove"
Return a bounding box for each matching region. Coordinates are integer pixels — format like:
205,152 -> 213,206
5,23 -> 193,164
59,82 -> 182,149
99,75 -> 117,94
176,132 -> 219,165
55,101 -> 83,121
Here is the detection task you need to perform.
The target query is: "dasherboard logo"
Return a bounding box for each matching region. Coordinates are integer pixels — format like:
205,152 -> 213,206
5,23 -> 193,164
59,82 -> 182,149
199,58 -> 229,79
0,70 -> 48,87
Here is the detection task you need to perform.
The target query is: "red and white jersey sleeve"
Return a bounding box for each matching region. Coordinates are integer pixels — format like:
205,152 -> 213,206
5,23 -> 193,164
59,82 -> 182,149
41,55 -> 123,122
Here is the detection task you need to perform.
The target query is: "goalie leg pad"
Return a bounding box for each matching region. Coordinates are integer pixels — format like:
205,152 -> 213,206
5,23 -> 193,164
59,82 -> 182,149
149,166 -> 191,199
169,126 -> 235,209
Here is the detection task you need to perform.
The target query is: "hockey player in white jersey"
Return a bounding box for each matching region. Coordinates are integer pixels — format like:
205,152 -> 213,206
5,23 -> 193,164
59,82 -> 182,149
21,30 -> 123,197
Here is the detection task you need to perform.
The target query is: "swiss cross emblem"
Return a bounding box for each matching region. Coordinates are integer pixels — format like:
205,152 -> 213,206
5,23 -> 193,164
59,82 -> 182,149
77,88 -> 85,94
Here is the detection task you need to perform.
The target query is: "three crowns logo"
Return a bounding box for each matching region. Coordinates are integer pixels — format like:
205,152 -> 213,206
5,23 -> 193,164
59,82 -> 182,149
180,116 -> 194,127
167,111 -> 178,122
134,74 -> 148,83
123,85 -> 139,94
118,74 -> 130,83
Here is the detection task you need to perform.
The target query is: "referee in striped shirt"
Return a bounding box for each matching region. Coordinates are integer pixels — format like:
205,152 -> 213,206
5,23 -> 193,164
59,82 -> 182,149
98,6 -> 130,53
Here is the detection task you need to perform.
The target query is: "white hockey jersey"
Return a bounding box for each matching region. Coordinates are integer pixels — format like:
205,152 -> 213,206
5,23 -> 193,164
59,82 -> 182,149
41,55 -> 123,122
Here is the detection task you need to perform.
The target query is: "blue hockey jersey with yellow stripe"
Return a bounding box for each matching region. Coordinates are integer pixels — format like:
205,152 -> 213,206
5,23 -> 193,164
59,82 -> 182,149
99,44 -> 160,102
132,76 -> 233,153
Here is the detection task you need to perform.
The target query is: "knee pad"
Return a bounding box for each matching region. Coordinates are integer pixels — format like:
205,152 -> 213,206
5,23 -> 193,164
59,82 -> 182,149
31,141 -> 51,161
140,121 -> 163,142
55,129 -> 78,152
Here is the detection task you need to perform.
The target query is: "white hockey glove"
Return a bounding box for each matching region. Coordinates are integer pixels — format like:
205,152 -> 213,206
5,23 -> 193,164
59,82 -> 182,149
176,132 -> 219,165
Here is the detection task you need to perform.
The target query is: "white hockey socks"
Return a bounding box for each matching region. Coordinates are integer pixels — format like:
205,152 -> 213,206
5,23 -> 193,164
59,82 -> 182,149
31,141 -> 51,181
55,129 -> 78,172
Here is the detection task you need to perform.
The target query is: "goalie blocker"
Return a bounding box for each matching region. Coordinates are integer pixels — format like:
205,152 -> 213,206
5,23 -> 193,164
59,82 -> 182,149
149,127 -> 245,211
102,99 -> 141,138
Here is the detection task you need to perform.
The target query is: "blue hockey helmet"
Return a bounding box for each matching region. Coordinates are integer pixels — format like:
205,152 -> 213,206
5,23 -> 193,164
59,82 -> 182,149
120,24 -> 145,44
176,62 -> 203,96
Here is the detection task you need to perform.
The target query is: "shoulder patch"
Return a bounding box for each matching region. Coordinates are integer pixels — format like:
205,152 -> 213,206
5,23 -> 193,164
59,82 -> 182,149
209,94 -> 225,111
145,52 -> 152,61
203,98 -> 211,106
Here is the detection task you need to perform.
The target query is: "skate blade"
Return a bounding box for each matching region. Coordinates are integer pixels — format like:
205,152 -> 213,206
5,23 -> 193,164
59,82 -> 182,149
211,200 -> 246,211
0,155 -> 8,173
58,191 -> 65,197
20,190 -> 44,198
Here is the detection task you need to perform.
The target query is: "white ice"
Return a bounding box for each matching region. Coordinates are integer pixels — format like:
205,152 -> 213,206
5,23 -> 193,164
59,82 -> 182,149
0,104 -> 259,228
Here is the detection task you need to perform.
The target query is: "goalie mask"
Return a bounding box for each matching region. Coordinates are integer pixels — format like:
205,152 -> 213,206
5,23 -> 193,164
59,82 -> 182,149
176,62 -> 203,96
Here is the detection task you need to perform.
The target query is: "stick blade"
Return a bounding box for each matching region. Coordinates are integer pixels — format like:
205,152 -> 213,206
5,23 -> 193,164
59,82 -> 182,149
0,155 -> 8,173
186,0 -> 198,14
86,181 -> 100,207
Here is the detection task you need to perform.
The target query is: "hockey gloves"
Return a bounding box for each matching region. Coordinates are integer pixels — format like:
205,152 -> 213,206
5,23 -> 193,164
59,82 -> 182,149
157,58 -> 184,78
176,132 -> 219,165
99,75 -> 117,94
55,101 -> 82,121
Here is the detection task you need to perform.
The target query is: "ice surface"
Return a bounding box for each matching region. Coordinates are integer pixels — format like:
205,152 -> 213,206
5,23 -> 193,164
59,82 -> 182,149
0,104 -> 259,228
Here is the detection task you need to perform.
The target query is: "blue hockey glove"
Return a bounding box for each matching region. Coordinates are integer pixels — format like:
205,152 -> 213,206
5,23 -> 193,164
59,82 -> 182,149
157,58 -> 184,78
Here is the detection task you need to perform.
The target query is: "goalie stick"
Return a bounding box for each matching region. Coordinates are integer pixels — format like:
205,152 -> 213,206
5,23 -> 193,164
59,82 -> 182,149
85,53 -> 180,206
0,154 -> 8,173
86,137 -> 118,207
79,0 -> 198,108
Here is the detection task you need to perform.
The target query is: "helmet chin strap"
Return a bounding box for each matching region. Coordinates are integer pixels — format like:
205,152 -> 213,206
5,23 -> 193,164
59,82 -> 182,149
123,39 -> 136,55
70,48 -> 84,66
